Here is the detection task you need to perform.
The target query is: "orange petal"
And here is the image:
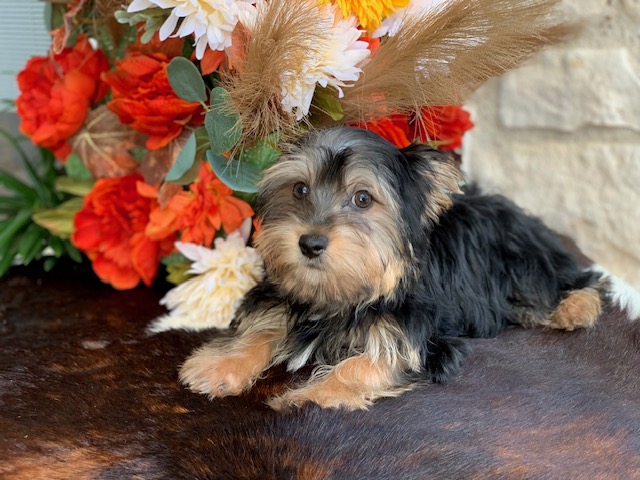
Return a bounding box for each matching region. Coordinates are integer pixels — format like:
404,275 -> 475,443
199,48 -> 225,75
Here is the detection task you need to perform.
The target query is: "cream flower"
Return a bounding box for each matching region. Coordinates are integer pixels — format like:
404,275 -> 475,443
236,3 -> 369,121
148,220 -> 263,333
279,7 -> 370,120
128,0 -> 257,59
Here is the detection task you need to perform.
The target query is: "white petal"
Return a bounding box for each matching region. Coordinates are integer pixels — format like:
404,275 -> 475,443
127,0 -> 157,13
159,13 -> 180,40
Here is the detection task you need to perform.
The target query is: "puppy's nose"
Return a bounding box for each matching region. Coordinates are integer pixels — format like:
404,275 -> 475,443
299,234 -> 328,258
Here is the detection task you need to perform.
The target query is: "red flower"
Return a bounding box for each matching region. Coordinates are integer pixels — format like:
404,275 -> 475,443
357,114 -> 412,148
144,162 -> 254,247
103,42 -> 204,151
412,106 -> 474,150
72,174 -> 176,290
16,35 -> 109,161
357,106 -> 474,151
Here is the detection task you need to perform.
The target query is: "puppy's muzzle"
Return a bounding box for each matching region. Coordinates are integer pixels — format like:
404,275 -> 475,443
299,234 -> 328,259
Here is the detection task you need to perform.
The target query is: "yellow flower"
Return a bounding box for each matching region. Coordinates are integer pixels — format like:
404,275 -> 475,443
324,0 -> 411,30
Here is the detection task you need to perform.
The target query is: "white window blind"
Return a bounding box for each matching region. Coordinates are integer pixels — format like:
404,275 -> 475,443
0,0 -> 51,102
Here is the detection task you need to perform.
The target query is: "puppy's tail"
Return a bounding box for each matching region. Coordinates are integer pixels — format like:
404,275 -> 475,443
588,264 -> 640,320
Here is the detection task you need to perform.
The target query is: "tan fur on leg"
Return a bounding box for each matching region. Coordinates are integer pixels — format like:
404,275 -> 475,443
180,302 -> 289,398
268,354 -> 409,411
179,328 -> 286,398
547,288 -> 602,331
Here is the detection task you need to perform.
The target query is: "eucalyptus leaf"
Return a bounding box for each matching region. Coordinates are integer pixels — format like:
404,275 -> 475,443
239,135 -> 281,170
206,87 -> 242,155
167,57 -> 207,103
206,151 -> 261,193
65,153 -> 94,180
166,131 -> 197,181
140,29 -> 157,44
170,157 -> 202,186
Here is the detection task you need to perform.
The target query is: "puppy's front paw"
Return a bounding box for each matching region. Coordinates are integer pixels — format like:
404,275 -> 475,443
179,353 -> 256,399
267,381 -> 371,411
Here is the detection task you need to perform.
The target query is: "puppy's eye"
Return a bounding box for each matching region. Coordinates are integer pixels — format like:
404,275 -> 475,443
293,182 -> 309,199
352,190 -> 372,209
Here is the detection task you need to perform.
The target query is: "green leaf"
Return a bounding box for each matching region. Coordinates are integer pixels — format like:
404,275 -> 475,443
311,86 -> 344,121
39,147 -> 58,185
166,130 -> 197,181
63,240 -> 83,263
48,236 -> 65,258
161,251 -> 190,266
0,130 -> 55,206
140,29 -> 156,45
0,209 -> 32,256
32,197 -> 84,239
65,153 -> 94,180
0,195 -> 32,211
206,151 -> 261,193
167,57 -> 207,103
166,262 -> 195,285
0,171 -> 37,201
239,135 -> 280,170
55,176 -> 94,197
43,257 -> 57,273
129,146 -> 147,162
18,224 -> 46,265
44,2 -> 65,31
170,158 -> 202,186
0,245 -> 18,278
0,218 -> 11,242
206,87 -> 242,155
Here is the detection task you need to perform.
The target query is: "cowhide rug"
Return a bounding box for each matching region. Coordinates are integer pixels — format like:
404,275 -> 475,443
1,255 -> 638,479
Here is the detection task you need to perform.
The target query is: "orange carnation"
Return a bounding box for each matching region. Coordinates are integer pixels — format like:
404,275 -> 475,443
103,47 -> 204,151
72,174 -> 176,290
16,35 -> 109,161
145,162 -> 254,247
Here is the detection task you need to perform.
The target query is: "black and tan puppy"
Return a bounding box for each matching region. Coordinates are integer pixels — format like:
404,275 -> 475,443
179,126 -> 630,410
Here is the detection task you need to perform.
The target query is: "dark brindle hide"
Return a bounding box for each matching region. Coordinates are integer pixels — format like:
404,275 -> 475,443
1,260 -> 639,479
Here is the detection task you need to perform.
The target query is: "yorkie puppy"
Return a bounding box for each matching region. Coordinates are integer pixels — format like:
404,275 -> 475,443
179,126 -> 614,410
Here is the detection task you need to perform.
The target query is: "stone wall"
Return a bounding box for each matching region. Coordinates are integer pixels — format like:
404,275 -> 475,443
463,0 -> 640,289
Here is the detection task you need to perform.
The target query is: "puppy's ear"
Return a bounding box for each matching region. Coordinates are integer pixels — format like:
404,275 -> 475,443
400,144 -> 463,222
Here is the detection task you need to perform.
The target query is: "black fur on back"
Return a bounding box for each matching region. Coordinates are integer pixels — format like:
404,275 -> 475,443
244,129 -> 602,384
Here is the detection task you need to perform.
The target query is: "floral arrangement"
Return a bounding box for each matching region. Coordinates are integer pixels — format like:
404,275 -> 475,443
1,0 -> 560,329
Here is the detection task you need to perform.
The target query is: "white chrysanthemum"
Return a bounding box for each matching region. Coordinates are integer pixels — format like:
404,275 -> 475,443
148,221 -> 263,333
128,0 -> 257,59
280,9 -> 369,120
372,0 -> 448,38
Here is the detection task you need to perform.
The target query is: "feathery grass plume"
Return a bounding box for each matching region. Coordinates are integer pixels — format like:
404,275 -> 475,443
339,0 -> 569,124
222,0 -> 329,146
